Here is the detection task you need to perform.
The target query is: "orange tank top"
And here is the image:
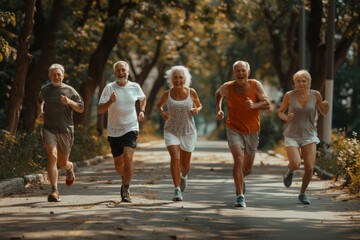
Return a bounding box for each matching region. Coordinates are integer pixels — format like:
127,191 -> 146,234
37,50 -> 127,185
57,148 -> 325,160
226,80 -> 260,134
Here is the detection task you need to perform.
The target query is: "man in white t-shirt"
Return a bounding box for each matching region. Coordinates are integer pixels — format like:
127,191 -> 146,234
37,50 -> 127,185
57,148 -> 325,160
98,60 -> 146,203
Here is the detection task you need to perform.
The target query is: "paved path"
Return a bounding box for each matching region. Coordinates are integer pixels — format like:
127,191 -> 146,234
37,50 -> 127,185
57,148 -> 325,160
0,140 -> 359,239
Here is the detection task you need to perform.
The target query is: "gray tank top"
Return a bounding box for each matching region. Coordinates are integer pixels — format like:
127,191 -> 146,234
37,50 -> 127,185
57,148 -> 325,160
283,90 -> 318,138
164,88 -> 196,136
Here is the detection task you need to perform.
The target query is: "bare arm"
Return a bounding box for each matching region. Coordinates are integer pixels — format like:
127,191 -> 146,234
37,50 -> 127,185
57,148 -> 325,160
37,99 -> 45,122
190,88 -> 202,115
138,96 -> 147,122
98,92 -> 116,115
278,92 -> 294,122
315,90 -> 329,115
156,91 -> 170,121
215,83 -> 229,120
249,80 -> 271,110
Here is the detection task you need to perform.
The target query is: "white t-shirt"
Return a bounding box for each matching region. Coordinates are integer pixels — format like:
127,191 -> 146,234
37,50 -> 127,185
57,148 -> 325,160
99,81 -> 145,137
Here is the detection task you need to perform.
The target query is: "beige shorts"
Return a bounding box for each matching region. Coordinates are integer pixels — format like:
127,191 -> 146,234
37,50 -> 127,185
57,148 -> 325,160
226,128 -> 259,156
42,128 -> 74,155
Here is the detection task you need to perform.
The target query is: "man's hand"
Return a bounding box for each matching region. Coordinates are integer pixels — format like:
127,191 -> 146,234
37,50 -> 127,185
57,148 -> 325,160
216,110 -> 224,120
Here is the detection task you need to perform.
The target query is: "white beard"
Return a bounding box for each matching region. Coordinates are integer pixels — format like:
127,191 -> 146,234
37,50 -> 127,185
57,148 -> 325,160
116,77 -> 127,85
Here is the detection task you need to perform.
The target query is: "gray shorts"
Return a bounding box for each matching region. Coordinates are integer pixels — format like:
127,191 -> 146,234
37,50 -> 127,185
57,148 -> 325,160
226,128 -> 259,156
284,136 -> 320,147
42,128 -> 74,155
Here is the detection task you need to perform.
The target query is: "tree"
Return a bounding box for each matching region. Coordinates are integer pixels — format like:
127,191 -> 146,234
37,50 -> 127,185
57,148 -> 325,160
21,0 -> 65,132
75,0 -> 138,126
4,0 -> 35,135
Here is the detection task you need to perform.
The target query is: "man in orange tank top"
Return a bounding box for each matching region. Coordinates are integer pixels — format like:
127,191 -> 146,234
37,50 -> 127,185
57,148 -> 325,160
215,60 -> 270,208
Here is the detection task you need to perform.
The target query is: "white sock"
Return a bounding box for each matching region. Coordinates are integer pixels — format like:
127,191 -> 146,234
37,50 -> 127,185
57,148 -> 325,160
180,175 -> 187,180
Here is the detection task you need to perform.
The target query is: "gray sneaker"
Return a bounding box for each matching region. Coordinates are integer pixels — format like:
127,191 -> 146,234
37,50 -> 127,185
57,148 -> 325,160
283,169 -> 293,188
121,188 -> 132,203
298,193 -> 310,204
180,176 -> 188,192
172,188 -> 183,201
234,195 -> 246,208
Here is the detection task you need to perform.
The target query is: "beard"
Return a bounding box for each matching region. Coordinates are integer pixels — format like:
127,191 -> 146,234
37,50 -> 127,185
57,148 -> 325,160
116,76 -> 127,85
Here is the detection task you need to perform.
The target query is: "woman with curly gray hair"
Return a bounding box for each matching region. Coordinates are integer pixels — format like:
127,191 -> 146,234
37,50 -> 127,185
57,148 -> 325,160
157,65 -> 202,201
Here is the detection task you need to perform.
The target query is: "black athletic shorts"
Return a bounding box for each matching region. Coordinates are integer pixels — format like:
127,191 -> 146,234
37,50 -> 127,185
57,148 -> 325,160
108,131 -> 138,158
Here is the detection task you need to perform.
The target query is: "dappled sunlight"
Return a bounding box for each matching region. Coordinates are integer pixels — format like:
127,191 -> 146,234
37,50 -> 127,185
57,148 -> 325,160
0,141 -> 358,239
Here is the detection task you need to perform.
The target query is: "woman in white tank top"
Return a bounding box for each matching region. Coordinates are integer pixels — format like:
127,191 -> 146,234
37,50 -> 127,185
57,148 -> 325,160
157,66 -> 202,202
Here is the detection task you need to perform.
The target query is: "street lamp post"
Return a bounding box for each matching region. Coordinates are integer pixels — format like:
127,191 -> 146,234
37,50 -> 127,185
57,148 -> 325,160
323,0 -> 335,143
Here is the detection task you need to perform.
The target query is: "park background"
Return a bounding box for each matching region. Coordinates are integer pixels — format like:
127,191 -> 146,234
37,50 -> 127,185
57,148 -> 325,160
0,0 -> 359,195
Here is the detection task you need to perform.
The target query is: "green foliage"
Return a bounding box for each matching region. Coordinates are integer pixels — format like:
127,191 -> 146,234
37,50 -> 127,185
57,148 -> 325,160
0,126 -> 108,181
259,111 -> 284,150
333,131 -> 360,194
316,130 -> 360,195
0,10 -> 16,62
70,125 -> 109,162
0,129 -> 46,180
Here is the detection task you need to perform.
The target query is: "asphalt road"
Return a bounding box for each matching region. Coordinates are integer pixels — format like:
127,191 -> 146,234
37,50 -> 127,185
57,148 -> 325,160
0,140 -> 359,240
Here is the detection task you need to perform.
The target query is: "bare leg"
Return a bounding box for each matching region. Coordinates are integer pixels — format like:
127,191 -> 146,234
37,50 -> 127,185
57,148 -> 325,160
167,145 -> 181,187
242,153 -> 255,177
44,144 -> 59,188
285,146 -> 302,171
57,149 -> 72,172
229,144 -> 245,195
113,147 -> 135,185
122,147 -> 135,185
300,143 -> 316,193
180,149 -> 192,177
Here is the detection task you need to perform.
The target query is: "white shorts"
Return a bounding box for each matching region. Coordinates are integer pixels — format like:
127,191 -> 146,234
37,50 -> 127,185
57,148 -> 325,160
164,131 -> 197,152
284,136 -> 320,147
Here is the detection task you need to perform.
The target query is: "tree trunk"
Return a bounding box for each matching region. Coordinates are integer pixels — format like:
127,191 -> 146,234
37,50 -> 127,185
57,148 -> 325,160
4,0 -> 36,135
22,0 -> 65,132
75,0 -> 136,126
146,64 -> 167,116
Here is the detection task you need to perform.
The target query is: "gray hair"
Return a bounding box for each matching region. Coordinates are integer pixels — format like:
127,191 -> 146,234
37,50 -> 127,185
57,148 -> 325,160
48,63 -> 65,75
113,60 -> 129,71
165,65 -> 192,88
233,61 -> 250,71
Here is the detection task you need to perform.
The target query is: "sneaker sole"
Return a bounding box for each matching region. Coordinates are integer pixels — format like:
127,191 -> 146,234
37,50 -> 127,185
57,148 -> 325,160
48,196 -> 61,202
172,197 -> 183,201
234,203 -> 246,208
66,172 -> 75,186
283,173 -> 293,188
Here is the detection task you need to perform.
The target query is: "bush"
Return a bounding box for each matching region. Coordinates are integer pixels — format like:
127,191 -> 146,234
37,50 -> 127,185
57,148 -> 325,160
333,131 -> 360,194
0,125 -> 108,181
0,129 -> 47,180
71,125 -> 109,162
316,130 -> 360,195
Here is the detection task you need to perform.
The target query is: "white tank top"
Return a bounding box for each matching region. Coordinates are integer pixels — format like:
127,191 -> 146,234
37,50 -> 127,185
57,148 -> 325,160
164,88 -> 197,136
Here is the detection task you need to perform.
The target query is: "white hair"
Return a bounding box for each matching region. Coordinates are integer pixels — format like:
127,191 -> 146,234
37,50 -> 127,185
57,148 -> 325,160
113,60 -> 129,71
48,63 -> 65,75
165,65 -> 192,88
233,61 -> 250,71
